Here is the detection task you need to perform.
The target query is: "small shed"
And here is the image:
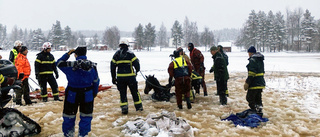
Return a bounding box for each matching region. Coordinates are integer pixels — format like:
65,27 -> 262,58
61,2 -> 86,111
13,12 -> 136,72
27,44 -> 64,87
218,42 -> 232,52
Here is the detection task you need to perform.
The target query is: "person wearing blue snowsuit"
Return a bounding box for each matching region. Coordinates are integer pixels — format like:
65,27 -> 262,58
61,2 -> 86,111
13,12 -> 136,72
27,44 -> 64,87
56,46 -> 100,137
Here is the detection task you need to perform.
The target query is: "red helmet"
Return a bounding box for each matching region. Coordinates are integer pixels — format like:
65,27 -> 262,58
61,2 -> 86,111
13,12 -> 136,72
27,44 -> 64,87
42,42 -> 52,50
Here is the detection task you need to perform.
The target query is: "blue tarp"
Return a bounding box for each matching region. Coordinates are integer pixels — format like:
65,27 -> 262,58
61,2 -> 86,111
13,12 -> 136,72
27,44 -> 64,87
221,109 -> 269,128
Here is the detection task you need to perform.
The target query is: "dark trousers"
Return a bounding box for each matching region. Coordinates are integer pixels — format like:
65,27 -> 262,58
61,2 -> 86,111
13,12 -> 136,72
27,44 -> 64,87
246,89 -> 263,110
117,77 -> 142,110
63,87 -> 94,136
216,80 -> 227,105
198,70 -> 207,93
174,76 -> 191,106
39,74 -> 59,97
16,78 -> 32,104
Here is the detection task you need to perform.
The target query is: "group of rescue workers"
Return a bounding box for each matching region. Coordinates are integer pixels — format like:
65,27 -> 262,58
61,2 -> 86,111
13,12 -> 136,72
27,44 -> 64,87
0,40 -> 265,136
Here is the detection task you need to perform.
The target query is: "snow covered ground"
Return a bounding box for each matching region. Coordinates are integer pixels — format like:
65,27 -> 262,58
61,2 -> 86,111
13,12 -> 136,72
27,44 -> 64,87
0,48 -> 320,136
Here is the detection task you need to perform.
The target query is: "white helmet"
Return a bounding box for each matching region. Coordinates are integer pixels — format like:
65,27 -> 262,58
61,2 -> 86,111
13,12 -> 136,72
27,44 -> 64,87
42,42 -> 52,50
14,40 -> 23,47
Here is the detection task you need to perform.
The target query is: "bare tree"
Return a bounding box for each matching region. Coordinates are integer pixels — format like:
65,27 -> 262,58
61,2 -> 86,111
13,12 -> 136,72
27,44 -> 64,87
200,27 -> 214,51
103,26 -> 120,50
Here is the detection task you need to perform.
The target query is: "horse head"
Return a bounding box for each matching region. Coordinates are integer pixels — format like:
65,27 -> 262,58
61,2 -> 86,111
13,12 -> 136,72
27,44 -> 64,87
144,75 -> 161,94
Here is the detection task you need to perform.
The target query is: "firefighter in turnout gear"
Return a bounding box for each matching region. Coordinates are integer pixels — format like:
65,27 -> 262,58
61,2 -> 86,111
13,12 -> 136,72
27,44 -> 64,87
57,46 -> 100,137
244,46 -> 265,116
110,43 -> 143,114
168,47 -> 193,109
35,42 -> 62,102
9,40 -> 22,64
210,46 -> 229,105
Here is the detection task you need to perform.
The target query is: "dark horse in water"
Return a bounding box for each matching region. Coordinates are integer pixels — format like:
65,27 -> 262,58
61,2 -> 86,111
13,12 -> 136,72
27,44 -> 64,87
144,75 -> 174,101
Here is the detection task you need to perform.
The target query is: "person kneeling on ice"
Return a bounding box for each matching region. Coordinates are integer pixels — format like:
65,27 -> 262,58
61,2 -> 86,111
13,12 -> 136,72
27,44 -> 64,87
167,47 -> 193,109
244,46 -> 265,116
57,46 -> 100,137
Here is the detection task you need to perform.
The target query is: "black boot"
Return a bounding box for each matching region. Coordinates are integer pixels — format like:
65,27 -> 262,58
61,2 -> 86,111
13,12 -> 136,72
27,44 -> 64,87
186,97 -> 192,109
54,96 -> 63,101
121,105 -> 128,114
178,105 -> 183,109
219,95 -> 227,105
135,104 -> 143,112
204,92 -> 208,96
42,97 -> 48,102
16,99 -> 22,106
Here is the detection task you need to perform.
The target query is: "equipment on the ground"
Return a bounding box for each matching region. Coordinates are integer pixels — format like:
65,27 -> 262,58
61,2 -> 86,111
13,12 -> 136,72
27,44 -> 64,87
0,59 -> 41,136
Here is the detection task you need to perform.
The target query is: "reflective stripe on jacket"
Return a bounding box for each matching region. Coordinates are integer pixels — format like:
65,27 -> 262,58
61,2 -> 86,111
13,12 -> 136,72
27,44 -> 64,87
10,49 -> 18,64
246,52 -> 266,90
110,49 -> 140,78
35,51 -> 58,75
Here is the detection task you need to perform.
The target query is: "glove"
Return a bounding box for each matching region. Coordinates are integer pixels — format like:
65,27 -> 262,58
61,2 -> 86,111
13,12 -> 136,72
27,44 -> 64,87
6,77 -> 15,86
209,67 -> 214,73
244,83 -> 249,90
55,73 -> 59,79
112,78 -> 117,85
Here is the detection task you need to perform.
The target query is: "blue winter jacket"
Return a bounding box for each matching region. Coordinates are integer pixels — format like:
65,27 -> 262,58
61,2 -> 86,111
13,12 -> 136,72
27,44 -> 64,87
56,53 -> 100,95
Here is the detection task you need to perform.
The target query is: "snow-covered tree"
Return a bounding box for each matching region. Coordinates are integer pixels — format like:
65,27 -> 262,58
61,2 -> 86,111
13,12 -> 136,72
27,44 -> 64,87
171,20 -> 183,48
10,25 -> 19,42
144,23 -> 156,51
274,12 -> 286,51
93,33 -> 99,47
31,28 -> 45,50
133,24 -> 144,50
157,23 -> 168,48
200,27 -> 214,50
0,24 -> 7,47
183,17 -> 199,46
301,9 -> 318,52
266,11 -> 276,52
49,20 -> 64,50
63,26 -> 76,48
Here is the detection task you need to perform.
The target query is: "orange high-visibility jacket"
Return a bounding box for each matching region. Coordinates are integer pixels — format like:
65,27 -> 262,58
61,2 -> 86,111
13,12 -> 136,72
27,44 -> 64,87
15,53 -> 31,81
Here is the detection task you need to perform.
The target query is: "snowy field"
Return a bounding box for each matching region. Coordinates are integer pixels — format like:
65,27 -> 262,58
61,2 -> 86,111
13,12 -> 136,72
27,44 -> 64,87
0,48 -> 320,136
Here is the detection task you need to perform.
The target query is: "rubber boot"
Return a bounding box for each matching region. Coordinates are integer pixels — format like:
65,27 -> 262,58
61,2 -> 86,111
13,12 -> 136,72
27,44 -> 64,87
42,97 -> 48,102
121,105 -> 128,114
54,96 -> 63,101
186,97 -> 192,109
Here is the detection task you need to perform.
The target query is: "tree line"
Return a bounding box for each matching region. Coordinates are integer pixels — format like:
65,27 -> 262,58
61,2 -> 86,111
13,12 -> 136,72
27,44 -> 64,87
0,16 -> 219,51
236,8 -> 320,52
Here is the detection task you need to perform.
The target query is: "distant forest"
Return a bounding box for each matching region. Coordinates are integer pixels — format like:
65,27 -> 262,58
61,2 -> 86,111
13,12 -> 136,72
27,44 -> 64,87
1,8 -> 319,52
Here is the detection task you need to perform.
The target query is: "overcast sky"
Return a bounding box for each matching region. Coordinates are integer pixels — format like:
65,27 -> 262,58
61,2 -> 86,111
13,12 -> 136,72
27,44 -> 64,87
0,0 -> 319,32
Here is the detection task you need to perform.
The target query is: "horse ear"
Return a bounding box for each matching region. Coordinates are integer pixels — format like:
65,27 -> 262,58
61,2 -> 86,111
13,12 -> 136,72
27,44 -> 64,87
152,74 -> 154,77
145,75 -> 148,78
